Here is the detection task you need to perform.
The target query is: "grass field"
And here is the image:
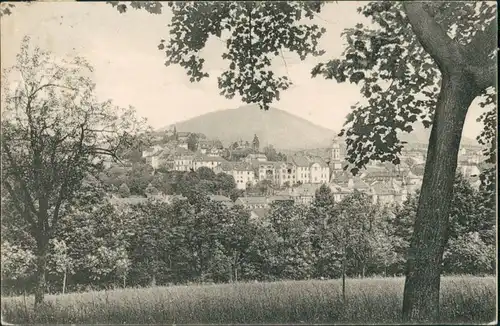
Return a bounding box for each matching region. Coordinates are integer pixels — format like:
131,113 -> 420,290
1,276 -> 496,324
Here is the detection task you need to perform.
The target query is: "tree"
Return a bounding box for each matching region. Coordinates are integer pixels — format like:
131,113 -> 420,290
126,163 -> 155,195
330,191 -> 377,303
252,134 -> 260,152
187,133 -> 199,152
308,184 -> 337,278
111,1 -> 497,321
118,183 -> 131,198
144,183 -> 160,197
1,241 -> 36,284
46,239 -> 73,294
311,3 -> 496,321
389,174 -> 496,276
1,37 -> 145,306
267,201 -> 315,280
215,172 -> 237,196
197,166 -> 216,181
263,145 -> 278,162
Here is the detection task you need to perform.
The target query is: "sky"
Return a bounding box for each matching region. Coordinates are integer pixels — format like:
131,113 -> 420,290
0,1 -> 488,139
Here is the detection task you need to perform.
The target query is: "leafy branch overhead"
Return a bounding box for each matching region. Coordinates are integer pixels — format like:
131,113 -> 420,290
110,1 -> 326,110
312,1 -> 496,174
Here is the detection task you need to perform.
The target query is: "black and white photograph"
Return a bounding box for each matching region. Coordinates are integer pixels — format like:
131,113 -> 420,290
0,1 -> 497,324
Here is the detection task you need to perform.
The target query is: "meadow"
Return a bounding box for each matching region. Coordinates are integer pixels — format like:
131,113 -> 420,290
1,276 -> 496,324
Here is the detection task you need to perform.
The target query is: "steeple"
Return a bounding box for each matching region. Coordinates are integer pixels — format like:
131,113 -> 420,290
330,135 -> 343,172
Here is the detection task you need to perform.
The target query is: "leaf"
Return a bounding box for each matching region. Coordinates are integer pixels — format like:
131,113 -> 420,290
349,71 -> 365,84
117,4 -> 127,13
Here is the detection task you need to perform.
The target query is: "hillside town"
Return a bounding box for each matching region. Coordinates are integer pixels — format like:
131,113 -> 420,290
103,125 -> 489,219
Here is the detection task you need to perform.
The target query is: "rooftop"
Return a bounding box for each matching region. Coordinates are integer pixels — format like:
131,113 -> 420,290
209,195 -> 233,202
235,196 -> 268,205
250,208 -> 270,219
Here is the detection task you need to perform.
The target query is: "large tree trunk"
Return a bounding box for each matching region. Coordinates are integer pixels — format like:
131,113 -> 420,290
34,236 -> 48,308
401,73 -> 478,322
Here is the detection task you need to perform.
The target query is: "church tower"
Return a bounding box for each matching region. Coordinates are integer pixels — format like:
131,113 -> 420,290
330,136 -> 343,171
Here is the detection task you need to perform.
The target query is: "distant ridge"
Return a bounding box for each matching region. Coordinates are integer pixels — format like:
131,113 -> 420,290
162,104 -> 336,150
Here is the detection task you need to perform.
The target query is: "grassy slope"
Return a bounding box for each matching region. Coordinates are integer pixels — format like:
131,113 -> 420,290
1,276 -> 496,324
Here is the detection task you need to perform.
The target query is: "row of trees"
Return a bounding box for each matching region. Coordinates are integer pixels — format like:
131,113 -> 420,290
2,173 -> 495,296
100,165 -> 243,201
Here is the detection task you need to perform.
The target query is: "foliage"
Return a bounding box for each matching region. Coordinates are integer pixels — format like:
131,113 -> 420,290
262,145 -> 286,162
2,172 -> 494,294
1,241 -> 36,281
47,239 -> 74,276
118,183 -> 131,198
187,133 -> 199,152
443,232 -> 495,275
1,37 -> 146,305
126,163 -> 154,195
311,2 -> 496,173
387,174 -> 496,275
252,134 -> 260,151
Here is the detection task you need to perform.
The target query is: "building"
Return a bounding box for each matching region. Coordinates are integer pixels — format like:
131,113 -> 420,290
174,154 -> 195,171
176,131 -> 191,142
209,195 -> 234,208
244,153 -> 268,162
457,161 -> 480,177
403,170 -> 423,193
231,162 -> 256,190
329,136 -> 345,172
178,140 -> 189,150
199,139 -> 224,155
142,145 -> 163,159
290,155 -> 311,184
235,196 -> 268,209
258,161 -> 281,184
250,208 -> 270,220
287,183 -> 321,205
234,195 -> 293,209
370,180 -> 407,205
329,183 -> 355,203
288,155 -> 330,185
192,153 -> 227,172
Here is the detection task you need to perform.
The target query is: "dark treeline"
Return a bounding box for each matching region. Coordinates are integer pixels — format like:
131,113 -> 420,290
1,174 -> 495,296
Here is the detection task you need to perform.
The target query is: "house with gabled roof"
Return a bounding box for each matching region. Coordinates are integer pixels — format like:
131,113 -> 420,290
234,195 -> 293,209
370,180 -> 407,205
192,153 -> 227,172
176,131 -> 191,142
209,195 -> 234,208
329,182 -> 355,203
288,155 -> 330,185
250,208 -> 270,220
244,153 -> 268,162
231,162 -> 256,189
235,196 -> 268,209
174,152 -> 195,171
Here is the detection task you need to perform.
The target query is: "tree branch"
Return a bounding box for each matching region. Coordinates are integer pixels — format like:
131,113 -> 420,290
470,63 -> 497,91
403,2 -> 463,73
466,18 -> 497,62
3,180 -> 37,228
2,142 -> 39,217
465,19 -> 498,90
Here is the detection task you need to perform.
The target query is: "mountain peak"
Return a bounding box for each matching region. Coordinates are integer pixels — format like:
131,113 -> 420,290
164,105 -> 336,150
